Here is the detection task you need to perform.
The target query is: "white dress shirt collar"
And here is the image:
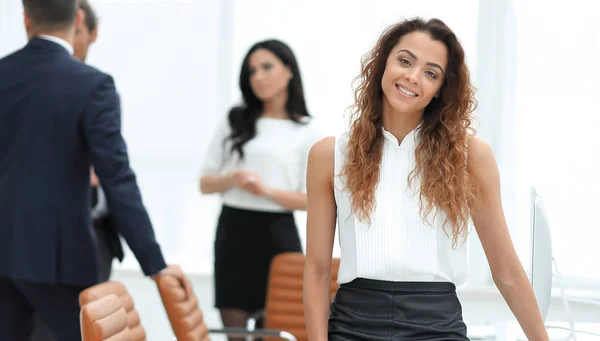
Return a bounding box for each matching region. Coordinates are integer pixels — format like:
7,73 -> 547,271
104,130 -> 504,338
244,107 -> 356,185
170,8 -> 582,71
38,35 -> 74,55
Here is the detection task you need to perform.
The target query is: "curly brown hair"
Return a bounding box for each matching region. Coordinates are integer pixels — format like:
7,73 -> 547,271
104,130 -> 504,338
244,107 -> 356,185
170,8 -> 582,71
342,17 -> 478,246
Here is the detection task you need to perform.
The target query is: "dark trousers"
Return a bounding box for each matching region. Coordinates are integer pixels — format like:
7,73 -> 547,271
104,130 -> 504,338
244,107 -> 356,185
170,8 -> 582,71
0,277 -> 86,341
94,224 -> 115,283
29,224 -> 114,341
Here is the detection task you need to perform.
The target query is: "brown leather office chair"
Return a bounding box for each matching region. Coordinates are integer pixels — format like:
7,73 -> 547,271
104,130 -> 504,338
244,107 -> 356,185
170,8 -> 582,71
156,274 -> 210,341
247,252 -> 341,341
80,293 -> 131,341
157,273 -> 299,341
79,281 -> 146,341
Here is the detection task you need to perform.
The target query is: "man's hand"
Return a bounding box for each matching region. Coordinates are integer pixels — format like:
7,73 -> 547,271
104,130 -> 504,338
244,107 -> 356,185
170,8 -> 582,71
152,264 -> 193,298
90,167 -> 99,187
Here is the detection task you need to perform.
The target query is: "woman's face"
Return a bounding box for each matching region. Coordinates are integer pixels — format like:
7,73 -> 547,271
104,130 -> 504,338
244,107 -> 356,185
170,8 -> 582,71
248,48 -> 292,102
381,31 -> 448,116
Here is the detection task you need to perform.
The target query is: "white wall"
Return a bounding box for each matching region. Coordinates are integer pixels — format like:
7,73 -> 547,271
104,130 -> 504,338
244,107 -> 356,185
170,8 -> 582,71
230,0 -> 479,135
512,0 -> 600,286
0,0 -> 26,55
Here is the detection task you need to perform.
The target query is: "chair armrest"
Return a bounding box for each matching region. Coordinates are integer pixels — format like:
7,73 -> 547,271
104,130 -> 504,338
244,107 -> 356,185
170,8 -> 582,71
209,327 -> 297,341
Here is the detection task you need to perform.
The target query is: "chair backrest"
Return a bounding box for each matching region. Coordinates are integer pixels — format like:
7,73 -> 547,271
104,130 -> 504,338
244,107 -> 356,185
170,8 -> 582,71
264,252 -> 341,341
156,274 -> 211,341
79,281 -> 146,341
80,293 -> 131,341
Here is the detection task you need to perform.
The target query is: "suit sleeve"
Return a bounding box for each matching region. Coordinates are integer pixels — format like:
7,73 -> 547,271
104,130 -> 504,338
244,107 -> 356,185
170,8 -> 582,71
81,74 -> 167,276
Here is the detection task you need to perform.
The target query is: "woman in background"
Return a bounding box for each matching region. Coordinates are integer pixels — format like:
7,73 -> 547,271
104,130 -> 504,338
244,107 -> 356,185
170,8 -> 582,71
200,39 -> 322,340
303,18 -> 549,341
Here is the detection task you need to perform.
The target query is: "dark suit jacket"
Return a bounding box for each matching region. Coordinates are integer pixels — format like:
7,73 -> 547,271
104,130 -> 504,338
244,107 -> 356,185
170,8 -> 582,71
0,37 -> 166,286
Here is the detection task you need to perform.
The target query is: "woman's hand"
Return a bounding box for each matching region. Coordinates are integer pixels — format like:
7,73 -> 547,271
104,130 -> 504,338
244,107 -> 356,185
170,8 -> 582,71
243,173 -> 273,197
228,169 -> 307,210
229,169 -> 272,197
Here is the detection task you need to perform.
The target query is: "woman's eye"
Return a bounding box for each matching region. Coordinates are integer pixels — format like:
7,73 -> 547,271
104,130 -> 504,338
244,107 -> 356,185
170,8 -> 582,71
399,58 -> 410,65
426,70 -> 437,79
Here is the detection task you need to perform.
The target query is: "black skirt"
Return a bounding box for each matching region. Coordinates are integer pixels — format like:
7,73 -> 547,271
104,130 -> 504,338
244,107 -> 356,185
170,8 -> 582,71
213,205 -> 302,312
329,278 -> 469,341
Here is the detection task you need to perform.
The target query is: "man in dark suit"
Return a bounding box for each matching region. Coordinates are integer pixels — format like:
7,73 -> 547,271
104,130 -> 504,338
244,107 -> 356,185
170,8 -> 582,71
28,3 -> 120,339
0,1 -> 189,340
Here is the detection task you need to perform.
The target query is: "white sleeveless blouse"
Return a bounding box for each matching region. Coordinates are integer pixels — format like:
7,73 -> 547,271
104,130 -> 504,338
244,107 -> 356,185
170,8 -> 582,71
333,127 -> 468,285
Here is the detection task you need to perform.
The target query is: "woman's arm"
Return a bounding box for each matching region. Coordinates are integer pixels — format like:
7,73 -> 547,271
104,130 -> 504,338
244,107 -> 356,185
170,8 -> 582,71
201,169 -> 260,194
199,173 -> 234,194
244,176 -> 309,210
205,167 -> 308,208
303,137 -> 337,341
199,117 -> 233,194
264,189 -> 307,211
468,137 -> 549,341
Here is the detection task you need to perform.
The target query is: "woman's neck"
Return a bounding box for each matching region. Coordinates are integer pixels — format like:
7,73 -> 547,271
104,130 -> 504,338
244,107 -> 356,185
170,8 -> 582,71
261,91 -> 288,119
381,105 -> 423,145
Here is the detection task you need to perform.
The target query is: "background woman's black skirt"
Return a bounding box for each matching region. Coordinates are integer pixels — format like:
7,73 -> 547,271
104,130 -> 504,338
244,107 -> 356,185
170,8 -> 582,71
214,205 -> 302,312
329,278 -> 469,341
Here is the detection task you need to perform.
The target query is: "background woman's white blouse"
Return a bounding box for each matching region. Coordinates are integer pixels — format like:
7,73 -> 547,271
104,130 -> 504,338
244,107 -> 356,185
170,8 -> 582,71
201,116 -> 323,212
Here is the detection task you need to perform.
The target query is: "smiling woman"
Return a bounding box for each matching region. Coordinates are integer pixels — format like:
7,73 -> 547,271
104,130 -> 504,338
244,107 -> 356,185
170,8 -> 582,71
382,35 -> 447,113
303,17 -> 550,341
344,21 -> 476,243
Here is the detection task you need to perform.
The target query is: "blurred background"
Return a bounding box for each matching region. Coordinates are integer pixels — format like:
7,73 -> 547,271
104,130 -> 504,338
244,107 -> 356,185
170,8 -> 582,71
1,0 -> 598,339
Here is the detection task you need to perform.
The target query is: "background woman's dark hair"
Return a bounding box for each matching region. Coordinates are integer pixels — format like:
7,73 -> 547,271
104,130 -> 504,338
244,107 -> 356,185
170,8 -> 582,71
226,39 -> 310,159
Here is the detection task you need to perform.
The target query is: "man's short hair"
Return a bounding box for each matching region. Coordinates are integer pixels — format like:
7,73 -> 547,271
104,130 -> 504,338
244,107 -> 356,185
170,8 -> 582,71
79,0 -> 98,32
22,0 -> 79,31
